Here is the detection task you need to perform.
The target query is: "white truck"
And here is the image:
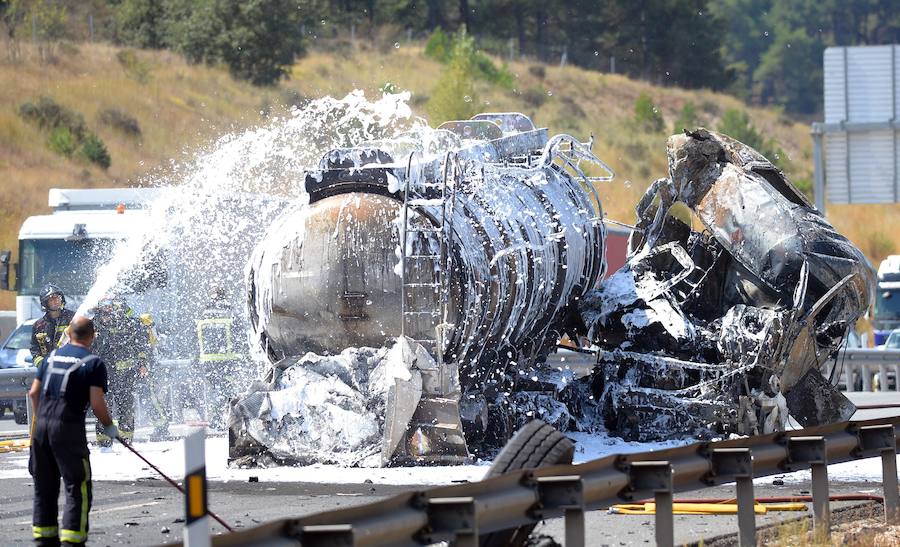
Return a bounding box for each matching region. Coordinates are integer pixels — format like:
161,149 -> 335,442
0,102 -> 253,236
1,187 -> 164,324
874,255 -> 900,346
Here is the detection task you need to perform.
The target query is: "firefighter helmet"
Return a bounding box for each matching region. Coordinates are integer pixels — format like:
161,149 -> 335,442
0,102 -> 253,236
39,284 -> 65,311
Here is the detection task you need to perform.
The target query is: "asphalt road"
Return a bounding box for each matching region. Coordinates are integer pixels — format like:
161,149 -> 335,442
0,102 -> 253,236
0,391 -> 897,545
0,475 -> 888,546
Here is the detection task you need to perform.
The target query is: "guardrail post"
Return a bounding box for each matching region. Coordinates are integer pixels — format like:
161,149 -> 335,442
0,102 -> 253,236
629,461 -> 674,547
862,364 -> 873,391
427,497 -> 478,547
536,475 -> 585,547
787,436 -> 830,537
857,424 -> 900,524
299,524 -> 354,547
843,363 -> 856,392
895,364 -> 900,393
879,364 -> 889,392
711,448 -> 756,547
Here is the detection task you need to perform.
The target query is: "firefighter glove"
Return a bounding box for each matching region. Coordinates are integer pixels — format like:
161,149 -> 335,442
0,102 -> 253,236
103,423 -> 120,441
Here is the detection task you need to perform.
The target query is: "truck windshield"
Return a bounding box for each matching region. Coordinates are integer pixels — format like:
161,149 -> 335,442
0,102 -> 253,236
18,238 -> 116,296
875,288 -> 900,321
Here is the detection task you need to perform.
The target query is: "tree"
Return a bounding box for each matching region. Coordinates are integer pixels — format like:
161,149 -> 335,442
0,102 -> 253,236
0,0 -> 26,61
164,0 -> 308,86
753,25 -> 822,115
427,31 -> 477,124
215,0 -> 306,85
115,0 -> 167,49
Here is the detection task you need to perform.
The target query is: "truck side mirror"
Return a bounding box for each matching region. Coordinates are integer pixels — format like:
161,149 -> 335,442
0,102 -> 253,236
0,250 -> 10,291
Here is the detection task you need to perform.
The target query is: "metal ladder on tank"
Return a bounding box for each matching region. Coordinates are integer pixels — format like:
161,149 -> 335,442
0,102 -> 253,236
399,151 -> 458,367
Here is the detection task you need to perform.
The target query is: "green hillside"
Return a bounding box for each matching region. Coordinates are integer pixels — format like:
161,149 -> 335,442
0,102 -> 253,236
1,39 -> 897,309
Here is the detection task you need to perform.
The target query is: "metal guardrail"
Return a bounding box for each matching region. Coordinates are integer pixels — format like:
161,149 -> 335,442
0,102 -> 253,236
836,348 -> 900,392
189,416 -> 900,547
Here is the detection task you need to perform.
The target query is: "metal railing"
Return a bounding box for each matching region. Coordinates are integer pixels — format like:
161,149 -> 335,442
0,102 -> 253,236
836,348 -> 900,392
193,416 -> 900,547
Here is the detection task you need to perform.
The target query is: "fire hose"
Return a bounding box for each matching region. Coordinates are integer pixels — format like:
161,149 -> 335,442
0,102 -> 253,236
609,494 -> 885,515
116,437 -> 234,532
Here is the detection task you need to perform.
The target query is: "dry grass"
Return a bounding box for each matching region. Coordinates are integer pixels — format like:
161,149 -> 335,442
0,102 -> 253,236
1,38 -> 898,310
765,505 -> 900,546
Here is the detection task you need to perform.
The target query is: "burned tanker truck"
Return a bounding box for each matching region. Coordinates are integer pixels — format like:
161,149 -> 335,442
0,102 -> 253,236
229,114 -> 873,467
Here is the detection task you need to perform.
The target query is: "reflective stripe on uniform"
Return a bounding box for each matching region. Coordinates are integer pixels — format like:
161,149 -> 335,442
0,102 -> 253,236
42,353 -> 97,396
32,525 -> 58,538
196,317 -> 238,362
198,353 -> 242,363
60,528 -> 86,543
79,458 -> 90,538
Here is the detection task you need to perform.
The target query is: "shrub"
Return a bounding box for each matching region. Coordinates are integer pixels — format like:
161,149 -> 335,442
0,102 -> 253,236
97,108 -> 141,137
18,96 -> 87,139
279,89 -> 309,109
473,53 -> 513,88
116,49 -> 152,84
19,96 -> 111,168
424,28 -> 451,62
672,102 -> 698,134
80,134 -> 111,169
427,33 -> 477,124
426,28 -> 513,88
522,87 -> 547,108
528,65 -> 546,80
717,108 -> 784,167
47,127 -> 76,156
633,93 -> 664,132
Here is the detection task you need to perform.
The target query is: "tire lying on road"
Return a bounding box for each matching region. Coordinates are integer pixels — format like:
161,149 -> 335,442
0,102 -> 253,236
478,420 -> 575,547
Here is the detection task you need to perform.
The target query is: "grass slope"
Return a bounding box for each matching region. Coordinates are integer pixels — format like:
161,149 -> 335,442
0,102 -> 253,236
0,40 -> 896,311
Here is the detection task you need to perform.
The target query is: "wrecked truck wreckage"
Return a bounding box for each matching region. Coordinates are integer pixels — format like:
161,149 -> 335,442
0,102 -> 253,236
228,117 -> 873,467
580,129 -> 873,441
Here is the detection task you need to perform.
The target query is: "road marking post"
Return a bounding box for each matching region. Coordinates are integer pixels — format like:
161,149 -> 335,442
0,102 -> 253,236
184,427 -> 210,547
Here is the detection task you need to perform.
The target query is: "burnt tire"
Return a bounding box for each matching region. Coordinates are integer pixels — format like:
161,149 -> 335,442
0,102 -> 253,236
478,420 -> 575,547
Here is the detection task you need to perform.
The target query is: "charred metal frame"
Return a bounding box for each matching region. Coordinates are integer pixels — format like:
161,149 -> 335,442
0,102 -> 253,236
193,416 -> 900,547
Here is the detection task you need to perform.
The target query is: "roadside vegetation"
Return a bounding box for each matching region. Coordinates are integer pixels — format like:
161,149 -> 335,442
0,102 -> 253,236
0,30 -> 897,309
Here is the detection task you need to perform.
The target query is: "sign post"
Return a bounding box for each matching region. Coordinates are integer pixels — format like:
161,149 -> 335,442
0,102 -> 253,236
184,427 -> 210,547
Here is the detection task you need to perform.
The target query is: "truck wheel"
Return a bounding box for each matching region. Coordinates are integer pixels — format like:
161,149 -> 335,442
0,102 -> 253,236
478,420 -> 575,547
14,409 -> 27,425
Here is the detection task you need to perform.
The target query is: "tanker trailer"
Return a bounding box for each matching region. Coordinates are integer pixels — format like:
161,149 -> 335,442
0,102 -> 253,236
230,113 -> 614,465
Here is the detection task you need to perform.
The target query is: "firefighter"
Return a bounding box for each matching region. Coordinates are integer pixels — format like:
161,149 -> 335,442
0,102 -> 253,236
135,312 -> 172,441
29,315 -> 117,547
91,296 -> 150,447
194,286 -> 244,428
30,284 -> 76,369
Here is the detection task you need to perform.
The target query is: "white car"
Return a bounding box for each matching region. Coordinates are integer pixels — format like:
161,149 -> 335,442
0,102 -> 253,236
0,319 -> 35,424
882,329 -> 900,350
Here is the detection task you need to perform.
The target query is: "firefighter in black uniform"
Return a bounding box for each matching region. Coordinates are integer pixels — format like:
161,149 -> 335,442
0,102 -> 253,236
30,284 -> 76,369
91,297 -> 150,447
194,286 -> 244,428
29,316 -> 117,547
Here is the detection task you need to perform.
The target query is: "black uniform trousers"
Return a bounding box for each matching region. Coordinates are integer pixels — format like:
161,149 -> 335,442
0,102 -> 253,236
30,398 -> 92,546
95,365 -> 136,444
